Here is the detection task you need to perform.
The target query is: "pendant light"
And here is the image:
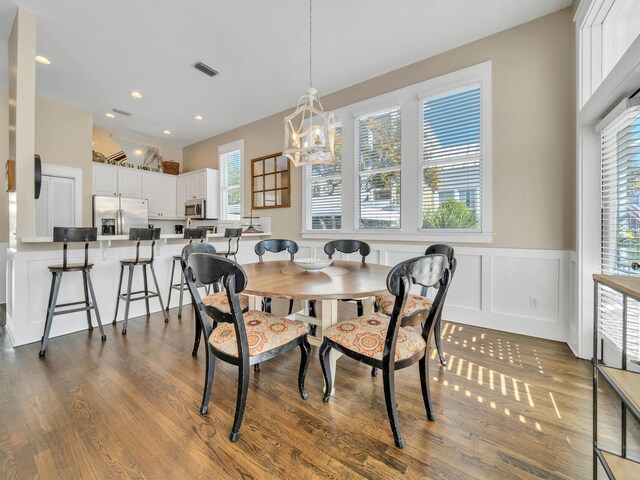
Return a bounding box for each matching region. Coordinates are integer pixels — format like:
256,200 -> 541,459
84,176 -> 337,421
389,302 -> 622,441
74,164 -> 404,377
283,0 -> 336,167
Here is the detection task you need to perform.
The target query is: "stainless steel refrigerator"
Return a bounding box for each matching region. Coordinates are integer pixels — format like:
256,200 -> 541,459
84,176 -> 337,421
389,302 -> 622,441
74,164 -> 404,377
93,195 -> 149,235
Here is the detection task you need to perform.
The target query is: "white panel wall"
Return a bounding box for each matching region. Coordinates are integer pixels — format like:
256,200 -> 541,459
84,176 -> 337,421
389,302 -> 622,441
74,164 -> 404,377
0,243 -> 7,304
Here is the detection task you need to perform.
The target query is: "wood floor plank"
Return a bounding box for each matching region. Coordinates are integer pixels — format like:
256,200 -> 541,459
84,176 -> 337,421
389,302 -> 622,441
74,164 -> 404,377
0,306 -> 629,479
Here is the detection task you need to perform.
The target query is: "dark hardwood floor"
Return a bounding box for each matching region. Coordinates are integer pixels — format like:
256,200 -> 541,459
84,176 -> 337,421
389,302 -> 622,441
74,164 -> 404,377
0,301 -> 623,479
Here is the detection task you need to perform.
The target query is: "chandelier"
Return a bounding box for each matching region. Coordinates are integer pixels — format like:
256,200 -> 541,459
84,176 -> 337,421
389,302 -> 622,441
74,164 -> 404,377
283,0 -> 336,167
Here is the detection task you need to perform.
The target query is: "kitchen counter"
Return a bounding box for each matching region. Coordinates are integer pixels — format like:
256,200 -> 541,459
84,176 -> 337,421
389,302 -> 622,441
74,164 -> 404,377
21,231 -> 271,243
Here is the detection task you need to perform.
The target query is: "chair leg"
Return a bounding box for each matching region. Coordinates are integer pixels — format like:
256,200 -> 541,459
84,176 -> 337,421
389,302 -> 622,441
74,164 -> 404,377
298,337 -> 311,400
150,263 -> 168,322
230,361 -> 250,442
253,364 -> 260,373
264,297 -> 272,314
166,259 -> 176,311
86,271 -> 106,341
382,366 -> 404,448
319,340 -> 333,403
192,306 -> 201,357
356,299 -> 363,317
178,269 -> 185,319
143,265 -> 151,317
200,346 -> 216,414
434,316 -> 446,366
82,269 -> 93,331
112,265 -> 124,325
371,367 -> 378,377
40,272 -> 62,357
122,266 -> 135,335
419,355 -> 435,421
288,299 -> 294,315
42,272 -> 56,342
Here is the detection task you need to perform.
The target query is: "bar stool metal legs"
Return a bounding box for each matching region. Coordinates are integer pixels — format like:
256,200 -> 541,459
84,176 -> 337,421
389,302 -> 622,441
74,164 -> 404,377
40,268 -> 106,357
113,261 -> 168,335
166,256 -> 188,318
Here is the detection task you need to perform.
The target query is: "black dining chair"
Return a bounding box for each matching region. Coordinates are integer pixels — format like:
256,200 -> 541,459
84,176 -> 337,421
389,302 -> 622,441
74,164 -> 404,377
323,240 -> 371,315
375,244 -> 456,371
39,227 -> 106,357
182,243 -> 249,357
166,228 -> 208,318
255,239 -> 299,315
319,253 -> 451,448
185,252 -> 311,442
112,228 -> 167,334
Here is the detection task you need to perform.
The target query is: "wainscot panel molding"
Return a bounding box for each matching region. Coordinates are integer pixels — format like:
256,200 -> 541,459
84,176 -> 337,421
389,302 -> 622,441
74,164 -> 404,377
299,242 -> 572,346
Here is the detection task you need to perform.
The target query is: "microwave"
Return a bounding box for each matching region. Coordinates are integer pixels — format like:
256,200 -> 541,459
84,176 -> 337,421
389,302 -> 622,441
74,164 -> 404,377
185,199 -> 206,219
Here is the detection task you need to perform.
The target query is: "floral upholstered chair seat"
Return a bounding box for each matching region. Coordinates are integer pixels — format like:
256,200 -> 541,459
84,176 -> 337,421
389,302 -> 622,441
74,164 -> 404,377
375,292 -> 432,316
209,310 -> 308,357
323,313 -> 426,361
202,292 -> 249,313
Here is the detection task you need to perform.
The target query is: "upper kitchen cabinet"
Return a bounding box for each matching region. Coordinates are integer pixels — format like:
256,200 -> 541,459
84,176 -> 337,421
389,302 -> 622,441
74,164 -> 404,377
176,168 -> 219,218
92,164 -> 143,199
143,172 -> 177,219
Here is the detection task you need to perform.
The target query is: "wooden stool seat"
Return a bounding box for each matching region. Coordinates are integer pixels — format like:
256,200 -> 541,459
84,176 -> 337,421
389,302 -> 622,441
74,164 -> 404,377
119,258 -> 153,266
47,263 -> 95,272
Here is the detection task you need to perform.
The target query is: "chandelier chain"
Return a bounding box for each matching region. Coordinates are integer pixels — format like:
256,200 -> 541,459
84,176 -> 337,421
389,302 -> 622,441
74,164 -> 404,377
309,0 -> 312,89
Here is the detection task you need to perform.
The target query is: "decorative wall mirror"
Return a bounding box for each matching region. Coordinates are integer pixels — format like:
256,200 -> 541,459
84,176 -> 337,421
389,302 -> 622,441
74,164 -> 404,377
251,152 -> 290,209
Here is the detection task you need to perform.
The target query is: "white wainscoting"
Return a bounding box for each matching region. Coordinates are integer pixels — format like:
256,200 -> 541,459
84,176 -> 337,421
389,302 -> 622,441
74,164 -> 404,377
0,243 -> 7,304
298,242 -> 572,344
5,240 -> 573,350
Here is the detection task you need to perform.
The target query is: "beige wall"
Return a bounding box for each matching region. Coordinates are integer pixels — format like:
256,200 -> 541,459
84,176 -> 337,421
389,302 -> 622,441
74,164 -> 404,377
183,8 -> 576,251
35,96 -> 94,226
94,126 -> 183,170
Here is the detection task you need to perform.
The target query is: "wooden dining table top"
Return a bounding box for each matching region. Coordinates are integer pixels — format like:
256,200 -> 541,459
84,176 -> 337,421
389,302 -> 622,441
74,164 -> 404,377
241,260 -> 391,300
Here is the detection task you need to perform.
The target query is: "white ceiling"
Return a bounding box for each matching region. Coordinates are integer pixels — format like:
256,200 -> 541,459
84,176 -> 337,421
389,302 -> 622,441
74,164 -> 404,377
0,0 -> 572,147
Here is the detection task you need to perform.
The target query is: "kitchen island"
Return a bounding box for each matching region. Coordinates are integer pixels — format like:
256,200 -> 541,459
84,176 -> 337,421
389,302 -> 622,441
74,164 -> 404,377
5,231 -> 271,347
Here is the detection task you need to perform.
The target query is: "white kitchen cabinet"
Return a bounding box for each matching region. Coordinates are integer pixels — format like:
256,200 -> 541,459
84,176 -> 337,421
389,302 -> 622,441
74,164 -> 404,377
92,164 -> 143,198
143,172 -> 177,219
175,168 -> 219,219
92,164 -> 118,197
117,168 -> 143,199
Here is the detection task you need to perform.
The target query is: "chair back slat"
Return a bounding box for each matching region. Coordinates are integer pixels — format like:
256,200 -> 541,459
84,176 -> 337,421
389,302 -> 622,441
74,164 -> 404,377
184,228 -> 208,241
255,239 -> 298,261
223,228 -> 242,256
188,253 -> 247,295
420,244 -> 456,300
129,228 -> 161,241
324,240 -> 371,263
53,227 -> 97,268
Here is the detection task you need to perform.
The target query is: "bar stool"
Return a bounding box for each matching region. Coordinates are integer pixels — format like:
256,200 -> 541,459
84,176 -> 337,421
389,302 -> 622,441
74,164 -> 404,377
39,227 -> 106,357
166,228 -> 208,318
216,228 -> 242,261
112,228 -> 167,334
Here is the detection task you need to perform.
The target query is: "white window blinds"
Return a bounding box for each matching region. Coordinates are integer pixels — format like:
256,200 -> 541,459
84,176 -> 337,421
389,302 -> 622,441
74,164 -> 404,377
599,100 -> 640,359
221,149 -> 242,220
421,85 -> 481,230
357,107 -> 401,229
307,124 -> 342,230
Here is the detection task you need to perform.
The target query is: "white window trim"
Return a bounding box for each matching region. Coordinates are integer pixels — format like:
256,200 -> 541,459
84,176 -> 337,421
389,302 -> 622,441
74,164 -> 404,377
218,139 -> 244,220
301,61 -> 493,243
41,163 -> 83,229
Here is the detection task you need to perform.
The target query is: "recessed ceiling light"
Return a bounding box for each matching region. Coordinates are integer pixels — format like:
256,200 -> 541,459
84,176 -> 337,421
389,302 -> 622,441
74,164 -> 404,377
130,91 -> 143,99
104,112 -> 115,118
134,149 -> 143,156
163,130 -> 172,135
35,55 -> 51,65
194,115 -> 204,121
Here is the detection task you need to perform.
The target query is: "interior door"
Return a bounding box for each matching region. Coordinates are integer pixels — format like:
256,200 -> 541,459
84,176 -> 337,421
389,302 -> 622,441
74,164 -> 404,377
35,175 -> 75,237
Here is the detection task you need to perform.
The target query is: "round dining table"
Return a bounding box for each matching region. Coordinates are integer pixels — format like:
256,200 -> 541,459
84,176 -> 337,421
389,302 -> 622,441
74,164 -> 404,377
242,259 -> 391,395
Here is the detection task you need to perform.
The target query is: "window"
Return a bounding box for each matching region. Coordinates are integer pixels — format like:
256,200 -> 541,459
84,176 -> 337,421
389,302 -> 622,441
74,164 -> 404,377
300,62 -> 491,242
219,140 -> 243,220
420,85 -> 481,231
357,107 -> 401,229
306,124 -> 342,230
599,99 -> 640,359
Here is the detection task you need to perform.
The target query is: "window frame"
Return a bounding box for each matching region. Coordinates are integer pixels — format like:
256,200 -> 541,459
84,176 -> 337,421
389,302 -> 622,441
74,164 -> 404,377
300,61 -> 492,243
218,139 -> 244,221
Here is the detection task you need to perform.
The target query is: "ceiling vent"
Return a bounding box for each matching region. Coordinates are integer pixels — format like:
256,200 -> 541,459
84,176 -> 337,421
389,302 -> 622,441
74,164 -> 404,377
112,108 -> 132,116
194,62 -> 218,77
